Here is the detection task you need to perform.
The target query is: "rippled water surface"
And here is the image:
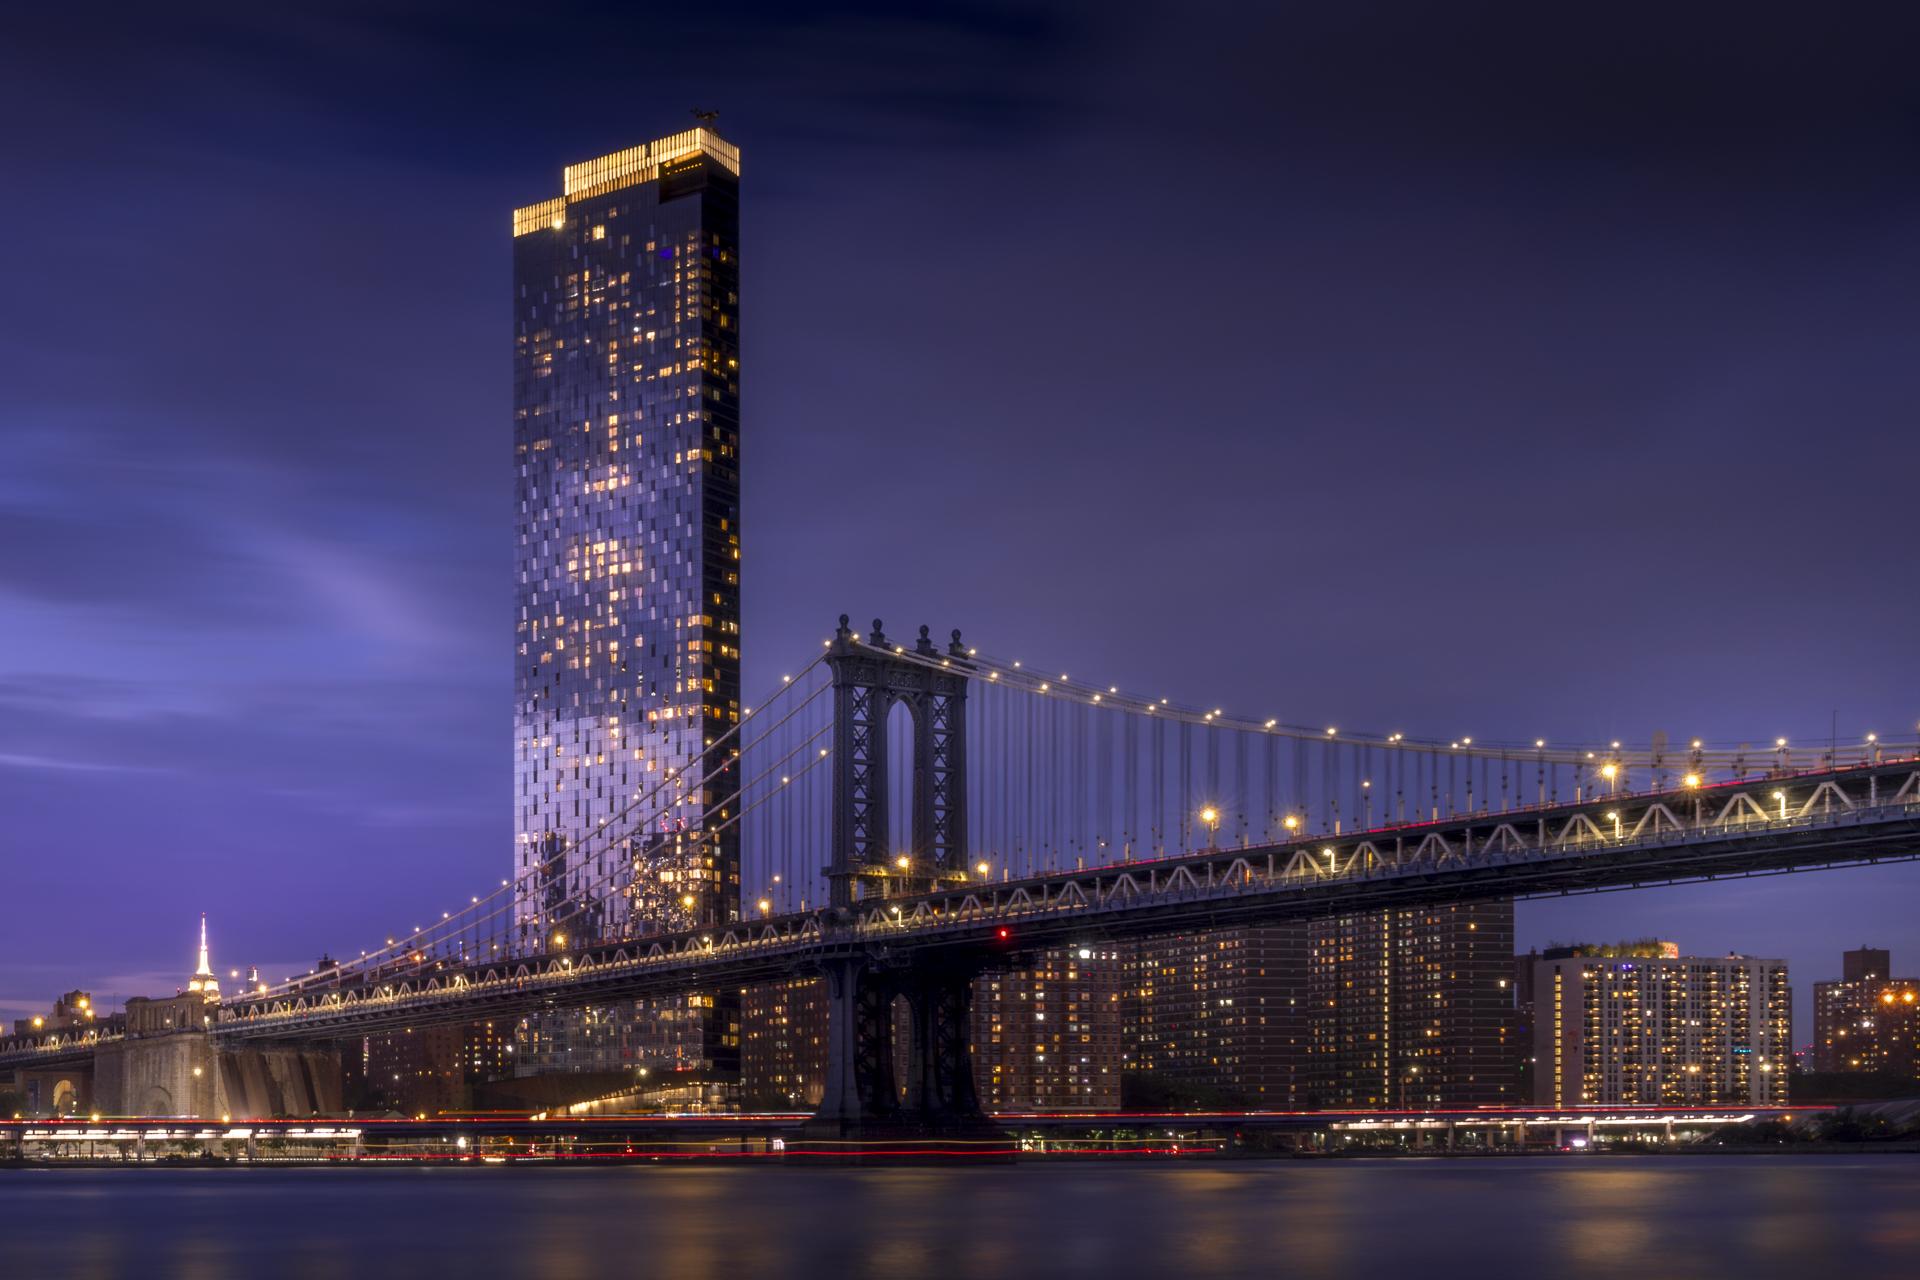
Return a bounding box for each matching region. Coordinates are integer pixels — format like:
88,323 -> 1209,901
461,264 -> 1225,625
3,1156 -> 1918,1279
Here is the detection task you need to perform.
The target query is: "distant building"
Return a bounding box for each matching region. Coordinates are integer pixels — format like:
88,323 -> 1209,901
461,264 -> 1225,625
741,979 -> 827,1109
351,1020 -> 515,1115
972,947 -> 1124,1110
1516,939 -> 1680,1098
184,913 -> 220,1001
1126,928 -> 1306,1106
1812,946 -> 1918,1076
1304,901 -> 1515,1109
1531,944 -> 1791,1106
1124,901 -> 1513,1110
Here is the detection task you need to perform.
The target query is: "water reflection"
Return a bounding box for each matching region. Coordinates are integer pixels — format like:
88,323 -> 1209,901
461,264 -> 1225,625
0,1157 -> 1916,1279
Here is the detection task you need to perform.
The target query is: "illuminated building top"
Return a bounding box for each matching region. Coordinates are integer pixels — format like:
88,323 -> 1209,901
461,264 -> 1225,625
186,913 -> 220,1000
513,128 -> 739,236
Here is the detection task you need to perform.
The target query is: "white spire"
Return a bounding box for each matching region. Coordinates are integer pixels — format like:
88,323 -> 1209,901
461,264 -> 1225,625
188,913 -> 219,998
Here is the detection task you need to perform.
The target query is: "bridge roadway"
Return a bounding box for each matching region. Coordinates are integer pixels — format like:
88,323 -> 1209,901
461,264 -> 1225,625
7,757 -> 1920,1064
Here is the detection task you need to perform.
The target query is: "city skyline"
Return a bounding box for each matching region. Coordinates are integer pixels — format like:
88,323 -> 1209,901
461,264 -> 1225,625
4,4 -> 1920,1045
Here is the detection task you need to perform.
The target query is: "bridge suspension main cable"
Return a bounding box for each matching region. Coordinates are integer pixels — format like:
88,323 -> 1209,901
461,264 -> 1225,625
854,633 -> 1914,885
266,655 -> 834,997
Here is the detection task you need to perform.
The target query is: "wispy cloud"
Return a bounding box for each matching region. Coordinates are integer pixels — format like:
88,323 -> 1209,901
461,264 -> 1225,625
0,752 -> 165,774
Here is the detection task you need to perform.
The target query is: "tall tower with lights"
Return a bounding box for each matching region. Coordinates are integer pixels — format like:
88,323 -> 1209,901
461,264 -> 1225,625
511,127 -> 742,1079
186,913 -> 220,1001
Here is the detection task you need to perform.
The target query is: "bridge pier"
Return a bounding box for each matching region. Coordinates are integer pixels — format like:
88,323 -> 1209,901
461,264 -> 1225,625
803,953 -> 1004,1158
811,955 -> 901,1133
899,963 -> 989,1128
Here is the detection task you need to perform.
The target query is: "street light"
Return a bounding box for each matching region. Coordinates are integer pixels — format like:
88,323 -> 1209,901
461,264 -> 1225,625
975,861 -> 991,877
1772,790 -> 1787,820
1199,807 -> 1219,847
1282,814 -> 1301,835
1600,762 -> 1618,795
756,899 -> 771,914
894,854 -> 911,871
1606,811 -> 1621,840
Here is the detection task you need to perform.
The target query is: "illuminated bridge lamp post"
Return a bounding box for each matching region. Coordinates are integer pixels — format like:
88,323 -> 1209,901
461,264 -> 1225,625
1601,762 -> 1619,797
1282,814 -> 1300,838
1199,806 -> 1219,849
1684,772 -> 1703,826
1772,790 -> 1788,821
1607,811 -> 1621,840
974,860 -> 990,880
1362,779 -> 1372,829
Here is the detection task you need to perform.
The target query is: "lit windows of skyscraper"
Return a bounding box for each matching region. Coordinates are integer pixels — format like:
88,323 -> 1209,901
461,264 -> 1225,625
1530,943 -> 1791,1106
511,128 -> 741,1078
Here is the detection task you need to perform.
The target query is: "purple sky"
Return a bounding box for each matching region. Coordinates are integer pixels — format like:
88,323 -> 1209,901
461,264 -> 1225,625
2,2 -> 1917,1040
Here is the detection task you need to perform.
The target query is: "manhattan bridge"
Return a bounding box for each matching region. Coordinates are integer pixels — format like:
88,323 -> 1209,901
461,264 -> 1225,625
7,614 -> 1919,1136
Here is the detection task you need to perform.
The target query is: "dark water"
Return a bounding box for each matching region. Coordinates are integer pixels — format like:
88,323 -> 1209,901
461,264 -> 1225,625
2,1156 -> 1917,1279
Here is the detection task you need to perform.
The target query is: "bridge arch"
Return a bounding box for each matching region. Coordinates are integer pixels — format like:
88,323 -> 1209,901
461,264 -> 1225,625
826,617 -> 970,906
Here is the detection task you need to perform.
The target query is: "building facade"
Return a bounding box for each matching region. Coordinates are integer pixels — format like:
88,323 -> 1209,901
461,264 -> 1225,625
511,128 -> 742,1076
972,947 -> 1125,1110
1532,944 -> 1791,1106
1127,928 -> 1306,1106
1124,902 -> 1513,1110
350,1019 -> 516,1115
741,979 -> 828,1109
1302,901 -> 1515,1109
1812,946 -> 1918,1076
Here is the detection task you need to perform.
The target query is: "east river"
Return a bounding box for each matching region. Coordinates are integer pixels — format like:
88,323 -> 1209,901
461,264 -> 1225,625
2,1155 -> 1917,1278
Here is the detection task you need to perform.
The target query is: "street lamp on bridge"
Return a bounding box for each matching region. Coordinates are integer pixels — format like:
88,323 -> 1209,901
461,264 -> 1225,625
1199,807 -> 1219,848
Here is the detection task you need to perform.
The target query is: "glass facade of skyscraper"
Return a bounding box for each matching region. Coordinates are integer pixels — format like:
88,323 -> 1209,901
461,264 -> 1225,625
511,129 -> 741,1077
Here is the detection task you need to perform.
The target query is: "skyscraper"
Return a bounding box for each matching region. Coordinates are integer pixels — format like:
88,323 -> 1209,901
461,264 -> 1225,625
511,127 -> 742,1077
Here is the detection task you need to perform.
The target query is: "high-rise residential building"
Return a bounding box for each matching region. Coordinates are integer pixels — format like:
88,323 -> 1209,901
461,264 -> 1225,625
1515,939 -> 1679,1101
349,1019 -> 515,1115
741,979 -> 828,1109
1812,946 -> 1918,1076
1123,902 -> 1512,1110
511,127 -> 743,1078
1531,944 -> 1791,1106
1126,928 -> 1306,1106
1302,901 -> 1516,1109
973,947 -> 1125,1110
